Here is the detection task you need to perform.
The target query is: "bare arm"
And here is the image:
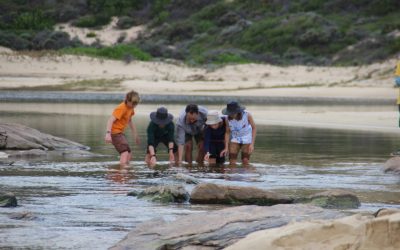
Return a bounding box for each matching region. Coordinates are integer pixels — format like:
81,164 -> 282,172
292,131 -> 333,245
128,120 -> 140,145
104,115 -> 116,143
248,113 -> 256,153
220,120 -> 230,157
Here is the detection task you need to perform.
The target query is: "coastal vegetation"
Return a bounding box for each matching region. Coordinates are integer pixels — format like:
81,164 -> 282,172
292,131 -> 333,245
0,0 -> 399,65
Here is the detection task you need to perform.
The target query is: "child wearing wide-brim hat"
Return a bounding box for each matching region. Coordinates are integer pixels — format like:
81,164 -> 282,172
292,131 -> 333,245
145,107 -> 177,167
203,110 -> 227,165
222,101 -> 257,165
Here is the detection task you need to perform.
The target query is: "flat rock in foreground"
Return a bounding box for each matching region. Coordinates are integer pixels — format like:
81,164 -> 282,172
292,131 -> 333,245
226,209 -> 400,250
111,204 -> 343,250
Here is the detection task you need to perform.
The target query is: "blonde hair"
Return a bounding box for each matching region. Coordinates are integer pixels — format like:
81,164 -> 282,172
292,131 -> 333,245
125,90 -> 140,105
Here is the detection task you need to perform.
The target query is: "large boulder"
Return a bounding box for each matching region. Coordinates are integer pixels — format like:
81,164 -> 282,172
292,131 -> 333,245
190,183 -> 293,205
111,204 -> 344,250
298,190 -> 360,209
0,192 -> 17,207
0,123 -> 89,150
226,210 -> 400,250
383,157 -> 400,174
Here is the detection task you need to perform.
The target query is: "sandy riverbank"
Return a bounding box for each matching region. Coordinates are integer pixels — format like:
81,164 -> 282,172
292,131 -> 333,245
0,46 -> 399,133
0,46 -> 398,98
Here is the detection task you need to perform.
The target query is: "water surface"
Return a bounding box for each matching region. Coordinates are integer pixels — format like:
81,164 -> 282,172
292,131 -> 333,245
0,103 -> 399,249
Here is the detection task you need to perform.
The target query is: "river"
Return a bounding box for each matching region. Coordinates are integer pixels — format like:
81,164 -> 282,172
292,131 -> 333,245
0,102 -> 399,249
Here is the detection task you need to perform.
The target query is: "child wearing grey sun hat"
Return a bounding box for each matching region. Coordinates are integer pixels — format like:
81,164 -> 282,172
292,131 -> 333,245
203,110 -> 227,165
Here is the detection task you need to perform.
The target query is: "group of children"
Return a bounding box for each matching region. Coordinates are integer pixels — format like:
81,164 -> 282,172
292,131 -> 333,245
105,90 -> 256,167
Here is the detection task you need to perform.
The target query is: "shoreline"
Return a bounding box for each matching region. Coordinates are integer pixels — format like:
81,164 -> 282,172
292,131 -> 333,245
0,90 -> 394,105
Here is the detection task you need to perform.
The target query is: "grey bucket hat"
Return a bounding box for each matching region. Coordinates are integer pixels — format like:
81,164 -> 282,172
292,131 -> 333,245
150,107 -> 173,125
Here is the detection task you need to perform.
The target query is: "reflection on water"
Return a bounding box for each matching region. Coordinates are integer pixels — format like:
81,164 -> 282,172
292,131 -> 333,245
0,103 -> 400,249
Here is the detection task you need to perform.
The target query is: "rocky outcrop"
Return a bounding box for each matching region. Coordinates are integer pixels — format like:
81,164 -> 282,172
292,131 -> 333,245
0,123 -> 98,159
0,123 -> 88,150
190,183 -> 293,205
383,157 -> 400,174
111,204 -> 343,250
297,189 -> 360,209
129,185 -> 190,203
0,192 -> 17,207
226,210 -> 400,250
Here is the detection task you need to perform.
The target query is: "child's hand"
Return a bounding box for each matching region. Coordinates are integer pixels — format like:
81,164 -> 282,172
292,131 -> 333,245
135,136 -> 141,145
249,144 -> 254,153
204,152 -> 210,161
150,155 -> 157,166
105,133 -> 112,143
220,148 -> 228,157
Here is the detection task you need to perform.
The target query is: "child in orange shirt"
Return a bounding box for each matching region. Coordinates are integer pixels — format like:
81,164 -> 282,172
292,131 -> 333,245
105,90 -> 140,166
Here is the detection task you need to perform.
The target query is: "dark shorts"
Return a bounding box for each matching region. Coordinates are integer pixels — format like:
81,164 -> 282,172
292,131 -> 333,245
147,136 -> 178,154
111,133 -> 131,154
209,141 -> 225,164
185,132 -> 203,145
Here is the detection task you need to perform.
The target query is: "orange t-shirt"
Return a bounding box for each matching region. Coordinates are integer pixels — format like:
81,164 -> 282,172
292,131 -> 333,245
111,102 -> 135,134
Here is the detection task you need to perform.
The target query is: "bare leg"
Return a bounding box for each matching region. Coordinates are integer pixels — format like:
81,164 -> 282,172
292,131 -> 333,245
196,141 -> 205,164
120,151 -> 130,166
229,143 -> 240,165
185,140 -> 193,164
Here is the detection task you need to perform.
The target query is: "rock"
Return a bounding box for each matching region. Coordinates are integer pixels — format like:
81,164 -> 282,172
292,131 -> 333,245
226,211 -> 400,250
374,208 -> 400,217
137,185 -> 189,203
111,204 -> 343,250
127,190 -> 140,197
0,151 -> 9,158
190,183 -> 293,205
383,157 -> 400,174
174,173 -> 200,184
299,189 -> 360,209
8,149 -> 47,158
9,211 -> 37,220
0,192 -> 17,207
0,123 -> 89,150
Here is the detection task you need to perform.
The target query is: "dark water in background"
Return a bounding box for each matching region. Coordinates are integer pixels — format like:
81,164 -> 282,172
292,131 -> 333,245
0,103 -> 400,249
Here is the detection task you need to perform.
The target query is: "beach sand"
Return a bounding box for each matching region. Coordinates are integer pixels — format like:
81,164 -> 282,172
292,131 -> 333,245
0,46 -> 399,133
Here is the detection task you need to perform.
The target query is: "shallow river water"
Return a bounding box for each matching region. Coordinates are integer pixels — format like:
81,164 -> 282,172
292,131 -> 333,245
0,103 -> 399,249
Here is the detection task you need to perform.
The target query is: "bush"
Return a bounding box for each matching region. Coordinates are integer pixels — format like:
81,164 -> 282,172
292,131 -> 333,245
116,16 -> 135,29
72,14 -> 111,28
62,44 -> 152,61
0,31 -> 30,50
12,10 -> 54,30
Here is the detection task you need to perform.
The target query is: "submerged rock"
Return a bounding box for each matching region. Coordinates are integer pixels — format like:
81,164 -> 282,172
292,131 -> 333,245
111,204 -> 343,250
383,157 -> 400,174
173,173 -> 200,184
298,189 -> 360,209
190,183 -> 293,205
0,192 -> 17,207
136,185 -> 189,203
9,211 -> 37,220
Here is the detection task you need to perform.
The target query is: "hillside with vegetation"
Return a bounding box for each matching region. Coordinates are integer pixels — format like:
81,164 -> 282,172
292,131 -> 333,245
0,0 -> 399,66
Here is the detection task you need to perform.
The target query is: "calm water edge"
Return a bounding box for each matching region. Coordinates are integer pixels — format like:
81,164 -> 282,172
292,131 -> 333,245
0,102 -> 399,249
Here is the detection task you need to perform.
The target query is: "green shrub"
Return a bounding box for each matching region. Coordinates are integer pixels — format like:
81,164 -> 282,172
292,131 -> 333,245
86,32 -> 97,38
73,15 -> 111,28
12,10 -> 54,30
62,44 -> 152,61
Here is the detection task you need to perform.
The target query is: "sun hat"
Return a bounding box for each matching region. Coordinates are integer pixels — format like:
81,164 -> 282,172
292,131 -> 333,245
222,101 -> 245,116
150,107 -> 173,125
205,110 -> 222,125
